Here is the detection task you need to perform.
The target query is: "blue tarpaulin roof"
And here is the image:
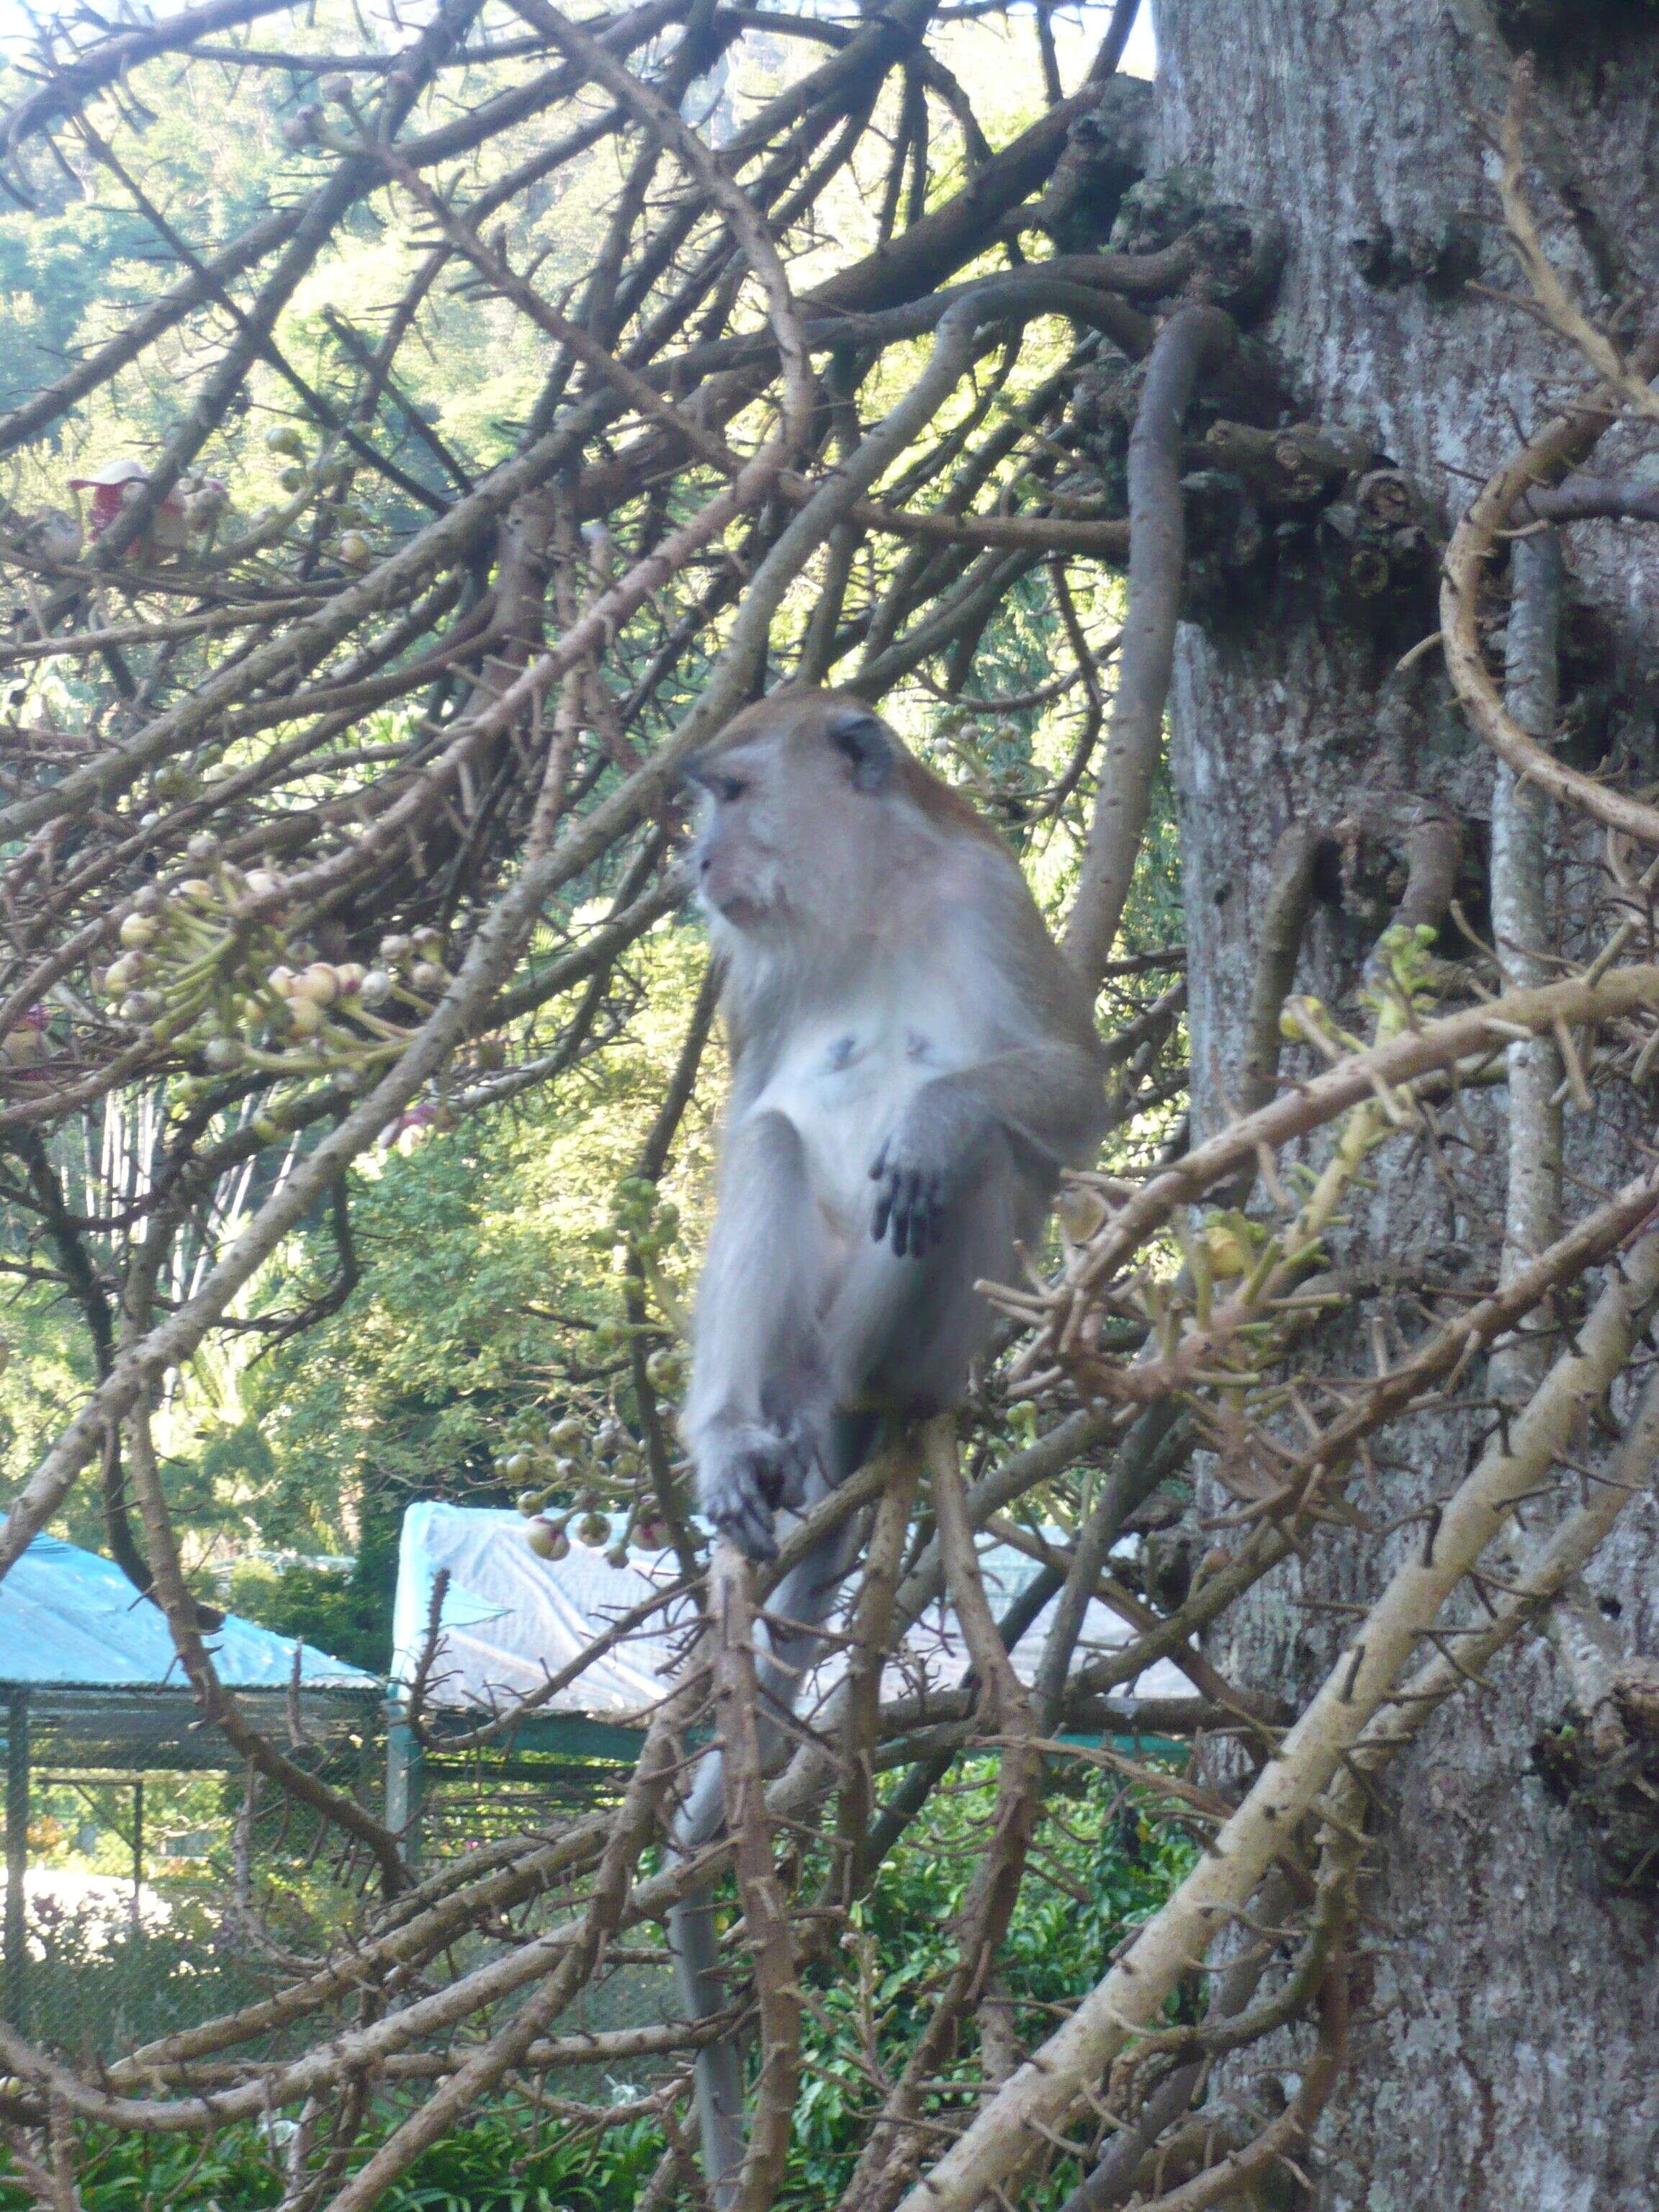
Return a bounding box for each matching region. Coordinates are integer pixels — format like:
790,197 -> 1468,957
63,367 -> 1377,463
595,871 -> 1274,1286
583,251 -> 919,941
0,1532 -> 376,1691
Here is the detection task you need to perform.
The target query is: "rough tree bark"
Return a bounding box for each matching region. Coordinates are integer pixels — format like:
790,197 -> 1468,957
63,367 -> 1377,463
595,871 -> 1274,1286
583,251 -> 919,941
1156,4 -> 1659,2203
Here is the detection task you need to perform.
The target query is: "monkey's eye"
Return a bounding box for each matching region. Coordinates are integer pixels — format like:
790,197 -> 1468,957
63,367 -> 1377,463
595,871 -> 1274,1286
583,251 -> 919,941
714,775 -> 747,804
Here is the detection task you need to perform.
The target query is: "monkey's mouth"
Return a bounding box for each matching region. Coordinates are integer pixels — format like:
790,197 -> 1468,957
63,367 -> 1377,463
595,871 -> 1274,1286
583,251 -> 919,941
702,885 -> 769,929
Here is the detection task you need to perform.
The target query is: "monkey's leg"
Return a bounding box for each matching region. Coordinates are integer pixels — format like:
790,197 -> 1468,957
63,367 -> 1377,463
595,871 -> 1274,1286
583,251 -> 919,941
686,1108 -> 834,1560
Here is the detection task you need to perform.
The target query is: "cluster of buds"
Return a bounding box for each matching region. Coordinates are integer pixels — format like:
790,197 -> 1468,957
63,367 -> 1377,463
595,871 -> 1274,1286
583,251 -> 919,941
280,67 -> 369,149
604,1174 -> 682,1264
261,424 -> 373,568
510,1172 -> 697,1562
586,1174 -> 688,1372
930,710 -> 1042,811
99,840 -> 458,1123
370,925 -> 454,1004
511,1409 -> 674,1566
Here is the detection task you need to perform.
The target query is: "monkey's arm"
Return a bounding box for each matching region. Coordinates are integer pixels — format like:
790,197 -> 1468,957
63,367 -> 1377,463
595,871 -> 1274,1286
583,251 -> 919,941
685,1108 -> 834,1559
870,1043 -> 1105,1258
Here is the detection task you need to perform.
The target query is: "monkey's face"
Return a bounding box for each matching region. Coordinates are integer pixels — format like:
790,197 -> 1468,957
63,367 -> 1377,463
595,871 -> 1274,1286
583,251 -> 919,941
685,696 -> 902,938
688,744 -> 784,930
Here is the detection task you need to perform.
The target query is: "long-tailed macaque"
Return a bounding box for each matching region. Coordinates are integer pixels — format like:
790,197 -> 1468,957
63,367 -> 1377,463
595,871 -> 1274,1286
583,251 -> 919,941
668,688 -> 1106,2203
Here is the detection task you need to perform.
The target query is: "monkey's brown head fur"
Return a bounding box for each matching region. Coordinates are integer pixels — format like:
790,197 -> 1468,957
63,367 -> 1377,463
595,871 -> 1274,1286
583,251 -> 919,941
684,688 -> 998,940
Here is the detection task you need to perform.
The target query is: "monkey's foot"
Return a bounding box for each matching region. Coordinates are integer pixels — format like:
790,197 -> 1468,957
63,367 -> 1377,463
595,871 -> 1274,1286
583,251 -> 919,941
696,1417 -> 816,1561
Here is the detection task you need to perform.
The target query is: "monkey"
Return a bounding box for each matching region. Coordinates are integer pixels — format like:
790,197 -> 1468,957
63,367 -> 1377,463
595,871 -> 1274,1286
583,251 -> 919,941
665,687 -> 1107,2205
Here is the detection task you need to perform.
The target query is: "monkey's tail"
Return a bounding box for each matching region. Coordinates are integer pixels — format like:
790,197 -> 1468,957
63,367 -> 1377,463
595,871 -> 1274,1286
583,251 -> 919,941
667,1449 -> 876,2208
670,1886 -> 746,2210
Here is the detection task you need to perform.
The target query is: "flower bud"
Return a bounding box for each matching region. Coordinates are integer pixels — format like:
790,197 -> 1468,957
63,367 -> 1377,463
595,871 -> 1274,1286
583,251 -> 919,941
410,961 -> 446,994
292,963 -> 341,1006
359,968 -> 393,1007
119,914 -> 158,950
644,1347 -> 684,1395
280,104 -> 322,150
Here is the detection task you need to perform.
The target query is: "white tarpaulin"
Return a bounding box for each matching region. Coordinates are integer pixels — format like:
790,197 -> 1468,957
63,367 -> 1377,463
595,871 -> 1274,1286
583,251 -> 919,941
391,1501 -> 1189,1724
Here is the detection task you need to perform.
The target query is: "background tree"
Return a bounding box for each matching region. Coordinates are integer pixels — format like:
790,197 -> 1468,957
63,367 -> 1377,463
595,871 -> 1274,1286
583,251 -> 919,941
0,1 -> 1656,2206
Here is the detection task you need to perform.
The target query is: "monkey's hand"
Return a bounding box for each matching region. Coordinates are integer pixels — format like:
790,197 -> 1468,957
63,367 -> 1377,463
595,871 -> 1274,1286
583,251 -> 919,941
870,1096 -> 984,1258
696,1413 -> 817,1561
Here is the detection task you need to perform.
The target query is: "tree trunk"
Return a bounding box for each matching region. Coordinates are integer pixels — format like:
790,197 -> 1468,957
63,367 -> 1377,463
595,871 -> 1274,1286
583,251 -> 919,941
1155,3 -> 1659,2203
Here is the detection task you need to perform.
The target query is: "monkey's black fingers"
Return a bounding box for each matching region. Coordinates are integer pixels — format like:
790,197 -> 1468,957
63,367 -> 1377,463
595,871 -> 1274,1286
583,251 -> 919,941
904,1167 -> 937,1258
911,1185 -> 946,1256
894,1172 -> 917,1256
871,1182 -> 894,1244
909,1172 -> 945,1256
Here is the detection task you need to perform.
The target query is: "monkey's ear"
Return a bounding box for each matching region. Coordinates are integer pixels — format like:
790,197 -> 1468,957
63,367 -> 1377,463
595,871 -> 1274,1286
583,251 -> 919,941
828,708 -> 896,794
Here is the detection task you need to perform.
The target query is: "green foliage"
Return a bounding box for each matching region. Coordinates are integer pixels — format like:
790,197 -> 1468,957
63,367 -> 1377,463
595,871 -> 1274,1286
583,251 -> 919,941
779,1763 -> 1195,2206
0,2100 -> 664,2212
0,1763 -> 1188,2211
220,1552 -> 389,1676
8,1881 -> 273,2066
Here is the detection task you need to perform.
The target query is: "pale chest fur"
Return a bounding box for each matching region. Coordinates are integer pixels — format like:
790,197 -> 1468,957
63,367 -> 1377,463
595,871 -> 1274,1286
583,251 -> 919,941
742,954 -> 990,1244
